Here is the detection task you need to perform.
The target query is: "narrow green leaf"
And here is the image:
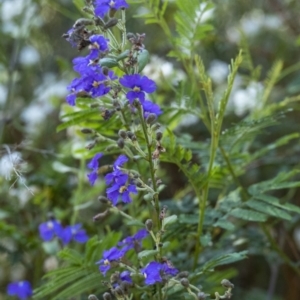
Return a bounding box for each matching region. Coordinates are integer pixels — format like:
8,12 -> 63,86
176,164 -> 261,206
246,199 -> 292,221
229,208 -> 267,222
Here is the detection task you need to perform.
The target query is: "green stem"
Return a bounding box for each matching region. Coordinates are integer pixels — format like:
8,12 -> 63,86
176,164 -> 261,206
137,105 -> 161,230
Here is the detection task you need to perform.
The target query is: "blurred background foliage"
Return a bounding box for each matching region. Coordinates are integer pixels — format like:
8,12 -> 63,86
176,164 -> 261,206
1,0 -> 300,299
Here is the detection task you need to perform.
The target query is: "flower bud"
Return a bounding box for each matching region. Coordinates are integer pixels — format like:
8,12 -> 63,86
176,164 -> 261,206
118,130 -> 127,139
104,18 -> 118,29
102,66 -> 110,76
86,141 -> 96,150
81,128 -> 93,134
98,196 -> 109,204
126,32 -> 136,41
197,292 -> 207,300
117,138 -> 125,149
221,279 -> 234,289
151,123 -> 161,131
180,278 -> 190,288
93,210 -> 109,221
113,286 -> 124,297
146,113 -> 157,124
126,131 -> 134,139
73,18 -> 94,28
88,295 -> 99,300
102,293 -> 112,300
156,131 -> 163,141
177,271 -> 189,278
145,219 -> 153,231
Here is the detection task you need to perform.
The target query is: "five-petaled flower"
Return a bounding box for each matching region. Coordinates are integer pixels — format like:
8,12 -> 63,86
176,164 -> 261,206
38,219 -> 62,241
96,246 -> 125,275
141,261 -> 179,285
119,74 -> 156,103
94,0 -> 129,18
7,281 -> 32,300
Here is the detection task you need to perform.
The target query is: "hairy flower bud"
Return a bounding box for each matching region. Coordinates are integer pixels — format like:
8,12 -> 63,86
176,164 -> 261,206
117,138 -> 125,149
156,131 -> 163,141
88,295 -> 99,300
98,196 -> 109,204
177,271 -> 189,278
118,130 -> 127,139
180,278 -> 190,288
221,279 -> 234,289
146,113 -> 157,124
81,128 -> 93,134
126,32 -> 136,41
102,292 -> 112,300
145,219 -> 153,231
197,292 -> 207,300
93,210 -> 109,221
74,18 -> 94,28
113,286 -> 124,297
104,18 -> 118,29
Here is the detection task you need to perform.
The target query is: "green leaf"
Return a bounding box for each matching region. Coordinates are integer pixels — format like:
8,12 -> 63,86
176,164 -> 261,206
57,108 -> 101,132
213,218 -> 235,231
197,251 -> 248,274
246,199 -> 292,221
254,194 -> 300,215
249,169 -> 300,195
179,214 -> 198,224
229,208 -> 267,222
162,215 -> 178,228
138,249 -> 158,259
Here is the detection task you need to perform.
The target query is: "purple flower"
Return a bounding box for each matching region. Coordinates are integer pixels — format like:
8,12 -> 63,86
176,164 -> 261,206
96,247 -> 125,275
106,182 -> 137,205
113,154 -> 128,168
118,229 -> 149,252
87,153 -> 103,186
88,153 -> 103,170
120,270 -> 132,283
142,100 -> 162,118
141,261 -> 179,285
39,220 -> 63,242
89,35 -> 109,59
58,224 -> 89,245
7,281 -> 32,300
105,169 -> 128,186
94,0 -> 129,18
119,74 -> 156,103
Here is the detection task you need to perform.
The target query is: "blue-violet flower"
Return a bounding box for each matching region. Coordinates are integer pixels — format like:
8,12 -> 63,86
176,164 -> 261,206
119,74 -> 156,103
94,0 -> 129,18
96,246 -> 125,275
7,281 -> 32,300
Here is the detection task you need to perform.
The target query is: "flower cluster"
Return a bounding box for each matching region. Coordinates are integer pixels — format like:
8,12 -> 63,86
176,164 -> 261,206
141,261 -> 179,285
105,154 -> 137,205
96,229 -> 148,275
39,219 -> 88,245
66,34 -> 117,106
7,281 -> 32,300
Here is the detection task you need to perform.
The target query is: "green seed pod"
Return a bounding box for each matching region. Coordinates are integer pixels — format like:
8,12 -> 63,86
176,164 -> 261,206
116,50 -> 130,61
137,49 -> 150,72
99,58 -> 119,68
